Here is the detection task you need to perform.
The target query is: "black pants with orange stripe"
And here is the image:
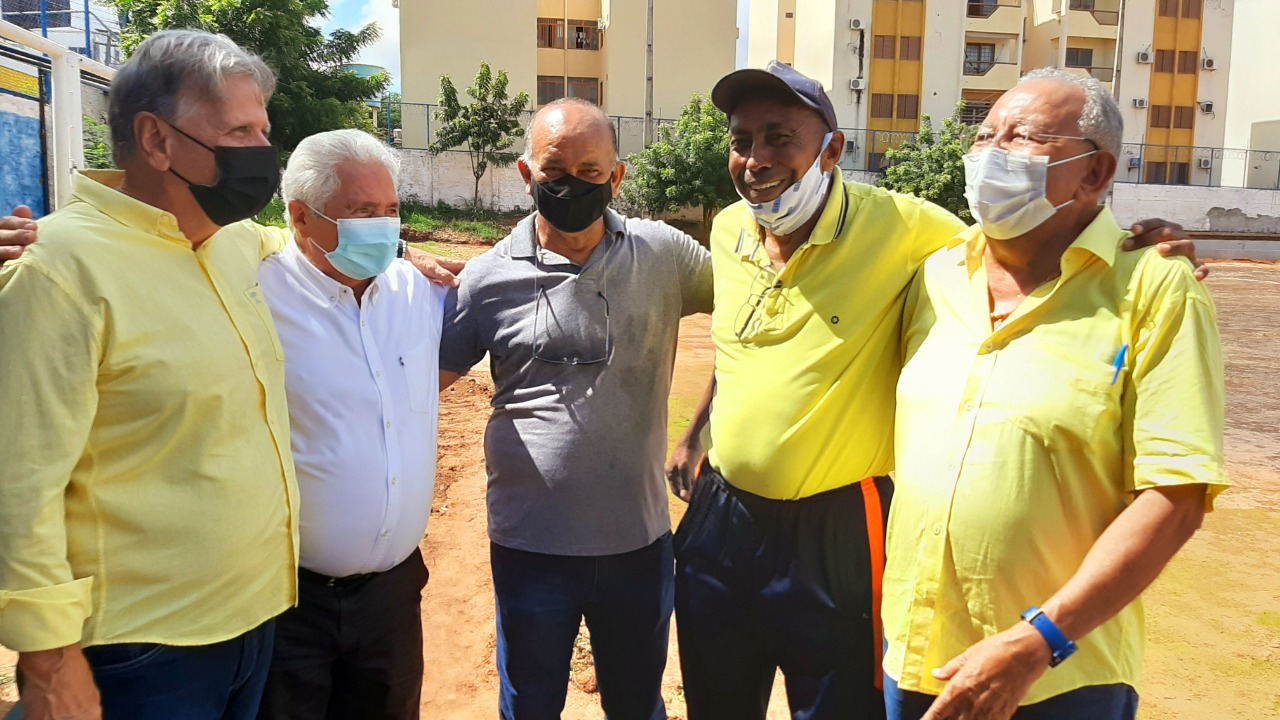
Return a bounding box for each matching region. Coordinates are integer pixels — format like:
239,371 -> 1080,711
674,465 -> 892,720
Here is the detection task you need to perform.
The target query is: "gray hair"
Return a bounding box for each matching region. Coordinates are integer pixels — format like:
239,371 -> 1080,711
522,97 -> 619,164
1019,67 -> 1123,159
281,129 -> 400,218
109,29 -> 276,163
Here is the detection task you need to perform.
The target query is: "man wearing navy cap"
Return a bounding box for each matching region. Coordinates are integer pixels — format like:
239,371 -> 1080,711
665,61 -> 1200,720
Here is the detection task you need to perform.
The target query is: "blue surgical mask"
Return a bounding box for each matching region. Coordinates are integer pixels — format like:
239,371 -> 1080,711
307,208 -> 401,280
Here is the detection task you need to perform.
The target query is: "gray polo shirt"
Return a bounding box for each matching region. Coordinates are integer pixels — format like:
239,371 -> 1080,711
440,210 -> 713,556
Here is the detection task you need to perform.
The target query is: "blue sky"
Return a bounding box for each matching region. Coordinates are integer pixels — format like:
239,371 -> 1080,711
325,0 -> 751,93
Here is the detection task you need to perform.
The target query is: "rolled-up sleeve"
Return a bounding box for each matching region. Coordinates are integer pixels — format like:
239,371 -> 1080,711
1125,256 -> 1228,509
0,259 -> 100,651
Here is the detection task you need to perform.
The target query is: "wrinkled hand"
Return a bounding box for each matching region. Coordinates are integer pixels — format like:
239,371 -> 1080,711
921,624 -> 1051,720
665,432 -> 705,502
1123,218 -> 1208,281
17,645 -> 103,720
0,205 -> 38,265
405,247 -> 466,288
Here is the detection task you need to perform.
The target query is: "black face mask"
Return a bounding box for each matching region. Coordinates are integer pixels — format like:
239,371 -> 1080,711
530,172 -> 613,234
165,122 -> 280,227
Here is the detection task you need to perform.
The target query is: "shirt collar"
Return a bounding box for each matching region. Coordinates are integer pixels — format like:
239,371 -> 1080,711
961,206 -> 1126,276
72,170 -> 189,245
734,172 -> 851,258
283,238 -> 381,307
509,208 -> 626,260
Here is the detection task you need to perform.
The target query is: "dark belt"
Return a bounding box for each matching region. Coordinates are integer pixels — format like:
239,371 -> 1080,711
298,566 -> 376,588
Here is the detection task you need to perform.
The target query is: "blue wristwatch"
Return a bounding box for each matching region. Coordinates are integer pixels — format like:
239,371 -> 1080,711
1021,607 -> 1077,667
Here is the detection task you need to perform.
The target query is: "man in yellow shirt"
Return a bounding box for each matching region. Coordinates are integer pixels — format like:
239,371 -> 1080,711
0,30 -> 296,720
883,69 -> 1225,720
666,62 -> 1203,720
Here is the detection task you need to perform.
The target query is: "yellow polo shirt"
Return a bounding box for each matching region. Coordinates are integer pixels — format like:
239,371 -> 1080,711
706,174 -> 966,499
0,171 -> 299,652
884,208 -> 1227,703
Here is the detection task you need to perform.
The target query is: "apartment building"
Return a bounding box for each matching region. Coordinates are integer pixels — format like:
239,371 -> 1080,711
748,0 -> 1235,184
398,0 -> 737,150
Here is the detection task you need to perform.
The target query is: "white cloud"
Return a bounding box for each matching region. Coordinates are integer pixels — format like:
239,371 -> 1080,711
353,0 -> 401,90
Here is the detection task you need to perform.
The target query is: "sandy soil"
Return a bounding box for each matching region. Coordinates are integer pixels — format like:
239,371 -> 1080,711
3,258 -> 1277,720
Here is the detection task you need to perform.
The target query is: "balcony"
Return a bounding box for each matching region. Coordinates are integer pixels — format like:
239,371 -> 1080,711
1067,9 -> 1119,39
1065,65 -> 1115,88
963,60 -> 1021,91
966,1 -> 1022,36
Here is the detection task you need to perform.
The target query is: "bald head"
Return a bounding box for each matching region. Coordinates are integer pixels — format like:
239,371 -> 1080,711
524,98 -> 618,164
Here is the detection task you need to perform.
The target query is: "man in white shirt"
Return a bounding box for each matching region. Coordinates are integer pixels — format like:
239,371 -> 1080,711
254,129 -> 448,719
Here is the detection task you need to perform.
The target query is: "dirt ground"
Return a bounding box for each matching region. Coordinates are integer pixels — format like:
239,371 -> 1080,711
2,258 -> 1277,719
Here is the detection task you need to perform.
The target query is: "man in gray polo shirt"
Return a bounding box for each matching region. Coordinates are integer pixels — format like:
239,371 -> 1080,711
439,98 -> 712,720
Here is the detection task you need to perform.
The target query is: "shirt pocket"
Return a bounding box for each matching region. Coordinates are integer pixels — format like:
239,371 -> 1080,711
400,341 -> 436,413
244,285 -> 285,361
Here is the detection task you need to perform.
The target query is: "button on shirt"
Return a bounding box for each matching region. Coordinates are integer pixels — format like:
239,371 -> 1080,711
884,208 -> 1227,704
259,241 -> 447,578
706,174 -> 966,500
440,210 -> 713,556
0,171 -> 298,652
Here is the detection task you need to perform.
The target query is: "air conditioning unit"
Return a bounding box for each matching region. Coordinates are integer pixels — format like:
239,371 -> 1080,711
1136,50 -> 1153,64
850,18 -> 864,30
1202,57 -> 1216,70
1198,157 -> 1213,169
1198,100 -> 1214,113
1132,98 -> 1148,108
850,78 -> 866,91
1128,157 -> 1141,169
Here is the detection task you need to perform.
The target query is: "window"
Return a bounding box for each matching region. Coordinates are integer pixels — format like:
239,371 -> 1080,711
873,35 -> 896,59
1150,105 -> 1172,128
567,19 -> 600,50
567,76 -> 600,105
785,11 -> 794,17
897,94 -> 920,119
1171,162 -> 1191,184
1145,162 -> 1168,184
1158,0 -> 1178,16
537,17 -> 565,49
537,75 -> 565,106
1174,105 -> 1195,129
871,93 -> 894,118
1065,48 -> 1094,68
899,36 -> 922,61
1069,0 -> 1095,9
1177,51 -> 1198,74
964,43 -> 996,75
967,1 -> 998,17
1181,0 -> 1201,18
959,100 -> 994,125
1154,49 -> 1175,73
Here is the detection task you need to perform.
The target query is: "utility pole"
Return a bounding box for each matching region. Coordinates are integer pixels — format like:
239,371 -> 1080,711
643,0 -> 654,146
1111,0 -> 1127,99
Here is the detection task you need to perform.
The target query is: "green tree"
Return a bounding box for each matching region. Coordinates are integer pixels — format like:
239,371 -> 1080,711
619,94 -> 736,229
83,115 -> 114,169
382,91 -> 402,131
877,103 -> 978,222
427,62 -> 529,207
111,0 -> 388,151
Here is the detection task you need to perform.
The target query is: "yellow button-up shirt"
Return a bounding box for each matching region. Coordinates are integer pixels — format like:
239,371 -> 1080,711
0,171 -> 298,652
707,174 -> 966,499
884,208 -> 1227,703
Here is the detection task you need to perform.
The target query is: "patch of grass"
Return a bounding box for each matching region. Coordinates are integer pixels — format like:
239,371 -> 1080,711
408,241 -> 465,259
255,198 -> 520,243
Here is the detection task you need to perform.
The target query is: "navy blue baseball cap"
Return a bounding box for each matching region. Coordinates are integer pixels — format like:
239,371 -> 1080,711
711,60 -> 838,131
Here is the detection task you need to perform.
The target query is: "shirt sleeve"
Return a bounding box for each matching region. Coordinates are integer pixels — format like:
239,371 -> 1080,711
670,228 -> 714,316
905,198 -> 969,272
438,267 -> 487,375
1124,254 -> 1227,509
257,224 -> 291,261
0,260 -> 100,651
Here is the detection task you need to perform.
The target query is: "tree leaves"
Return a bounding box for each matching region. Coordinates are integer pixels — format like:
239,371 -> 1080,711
427,62 -> 530,207
878,103 -> 978,223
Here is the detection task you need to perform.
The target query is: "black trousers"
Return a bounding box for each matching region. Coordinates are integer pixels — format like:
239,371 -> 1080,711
257,548 -> 429,720
674,465 -> 892,720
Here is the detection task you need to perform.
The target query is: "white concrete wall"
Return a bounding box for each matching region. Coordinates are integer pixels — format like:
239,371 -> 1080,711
398,149 -> 533,212
1221,0 -> 1280,187
920,0 -> 964,124
1111,182 -> 1280,233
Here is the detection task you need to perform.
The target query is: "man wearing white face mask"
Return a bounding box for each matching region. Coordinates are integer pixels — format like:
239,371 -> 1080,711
255,129 -> 448,720
882,68 -> 1225,720
666,62 -> 1203,720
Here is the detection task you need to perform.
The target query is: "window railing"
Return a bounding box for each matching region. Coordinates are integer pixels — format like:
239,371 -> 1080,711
1090,10 -> 1120,25
963,59 -> 1017,76
967,1 -> 1021,18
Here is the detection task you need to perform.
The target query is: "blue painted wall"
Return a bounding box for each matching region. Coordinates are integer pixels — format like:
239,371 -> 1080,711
0,105 -> 46,217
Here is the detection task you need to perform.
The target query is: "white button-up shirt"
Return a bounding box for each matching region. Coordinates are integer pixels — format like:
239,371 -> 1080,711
259,241 -> 447,577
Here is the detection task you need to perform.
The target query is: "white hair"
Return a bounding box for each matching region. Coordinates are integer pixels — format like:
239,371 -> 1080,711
109,29 -> 276,163
1019,67 -> 1123,159
281,129 -> 401,217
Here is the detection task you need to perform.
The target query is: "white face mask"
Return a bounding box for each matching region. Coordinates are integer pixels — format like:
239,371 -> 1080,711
963,146 -> 1096,240
742,132 -> 835,237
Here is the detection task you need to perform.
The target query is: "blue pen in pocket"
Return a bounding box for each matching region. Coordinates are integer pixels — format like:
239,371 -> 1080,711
1110,344 -> 1129,385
